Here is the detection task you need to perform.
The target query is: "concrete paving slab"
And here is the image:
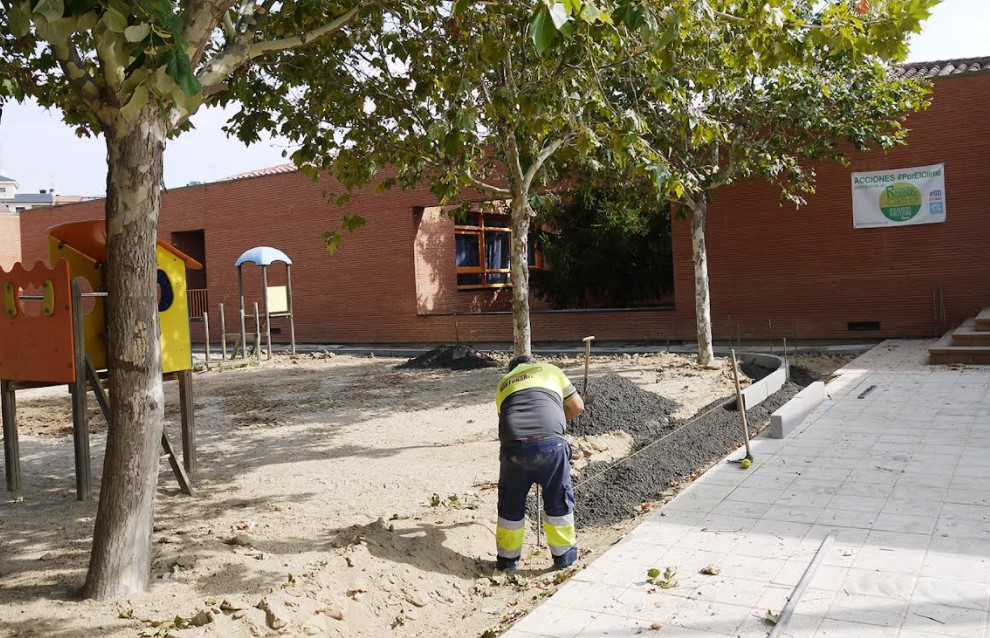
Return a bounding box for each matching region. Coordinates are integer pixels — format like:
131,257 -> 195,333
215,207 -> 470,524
503,340 -> 990,638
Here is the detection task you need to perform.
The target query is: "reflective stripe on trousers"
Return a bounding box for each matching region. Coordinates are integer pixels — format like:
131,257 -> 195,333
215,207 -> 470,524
541,512 -> 576,557
496,516 -> 525,559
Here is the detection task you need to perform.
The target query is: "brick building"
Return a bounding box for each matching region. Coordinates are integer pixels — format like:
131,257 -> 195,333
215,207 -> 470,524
17,57 -> 990,346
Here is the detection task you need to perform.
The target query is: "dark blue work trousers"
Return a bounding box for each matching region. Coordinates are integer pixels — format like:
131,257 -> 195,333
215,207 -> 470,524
496,437 -> 577,569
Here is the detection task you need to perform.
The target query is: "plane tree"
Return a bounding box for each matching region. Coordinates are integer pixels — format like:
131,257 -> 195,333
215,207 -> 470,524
597,0 -> 937,365
0,0 -> 405,599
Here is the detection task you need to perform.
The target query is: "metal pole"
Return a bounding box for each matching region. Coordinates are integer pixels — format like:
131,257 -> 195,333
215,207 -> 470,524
261,265 -> 272,361
203,310 -> 211,371
219,303 -> 227,361
286,264 -> 296,355
730,349 -> 752,461
70,279 -> 91,501
238,267 -> 247,360
253,302 -> 261,362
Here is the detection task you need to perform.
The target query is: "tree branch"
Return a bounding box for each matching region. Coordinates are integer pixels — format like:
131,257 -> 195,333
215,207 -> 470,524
182,1 -> 232,67
194,1 -> 365,96
52,41 -> 111,125
244,1 -> 364,60
466,171 -> 512,197
522,137 -> 566,192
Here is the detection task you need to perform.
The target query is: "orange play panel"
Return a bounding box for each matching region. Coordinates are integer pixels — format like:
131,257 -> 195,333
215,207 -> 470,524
0,260 -> 76,383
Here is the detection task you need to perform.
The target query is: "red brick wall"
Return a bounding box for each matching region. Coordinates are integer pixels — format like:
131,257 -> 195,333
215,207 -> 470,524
19,71 -> 990,345
0,211 -> 20,270
677,71 -> 990,342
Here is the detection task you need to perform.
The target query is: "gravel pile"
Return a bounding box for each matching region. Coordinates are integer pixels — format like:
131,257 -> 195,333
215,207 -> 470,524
568,374 -> 680,446
396,345 -> 500,371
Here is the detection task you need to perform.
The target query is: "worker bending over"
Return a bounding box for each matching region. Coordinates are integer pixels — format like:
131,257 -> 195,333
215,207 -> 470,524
494,355 -> 585,571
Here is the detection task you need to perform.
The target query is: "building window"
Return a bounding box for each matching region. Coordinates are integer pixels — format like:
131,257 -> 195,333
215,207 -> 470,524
454,212 -> 541,289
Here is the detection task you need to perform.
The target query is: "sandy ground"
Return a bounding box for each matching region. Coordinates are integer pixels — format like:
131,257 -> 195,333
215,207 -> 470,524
0,352 -> 749,638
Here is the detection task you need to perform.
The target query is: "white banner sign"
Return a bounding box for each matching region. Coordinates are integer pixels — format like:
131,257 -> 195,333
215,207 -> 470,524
851,163 -> 946,228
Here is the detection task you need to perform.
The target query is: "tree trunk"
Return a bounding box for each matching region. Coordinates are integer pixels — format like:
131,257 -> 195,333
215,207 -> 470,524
83,105 -> 167,600
690,193 -> 715,367
509,195 -> 533,357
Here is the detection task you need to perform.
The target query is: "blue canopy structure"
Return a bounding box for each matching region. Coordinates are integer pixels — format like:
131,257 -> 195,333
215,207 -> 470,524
235,246 -> 293,267
235,246 -> 296,358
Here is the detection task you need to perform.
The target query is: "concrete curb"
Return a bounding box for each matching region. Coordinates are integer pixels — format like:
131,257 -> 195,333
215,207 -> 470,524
769,381 -> 827,439
738,352 -> 787,410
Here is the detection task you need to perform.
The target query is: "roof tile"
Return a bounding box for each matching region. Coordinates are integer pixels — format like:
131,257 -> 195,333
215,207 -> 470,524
895,56 -> 990,79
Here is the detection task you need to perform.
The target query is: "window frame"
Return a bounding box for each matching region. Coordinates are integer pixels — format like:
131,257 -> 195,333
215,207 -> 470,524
454,212 -> 542,290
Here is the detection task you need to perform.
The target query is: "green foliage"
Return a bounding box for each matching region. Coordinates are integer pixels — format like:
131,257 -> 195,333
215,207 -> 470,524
142,616 -> 189,637
646,566 -> 677,588
531,186 -> 674,309
597,2 -> 936,209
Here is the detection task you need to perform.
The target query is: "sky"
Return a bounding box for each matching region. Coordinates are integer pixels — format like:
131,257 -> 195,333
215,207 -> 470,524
1,0 -> 988,197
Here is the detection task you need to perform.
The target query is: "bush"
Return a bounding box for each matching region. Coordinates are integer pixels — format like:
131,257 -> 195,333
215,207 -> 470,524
531,187 -> 674,309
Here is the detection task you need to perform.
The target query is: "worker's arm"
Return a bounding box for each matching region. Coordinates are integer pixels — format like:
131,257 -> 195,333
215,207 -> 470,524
564,393 -> 584,420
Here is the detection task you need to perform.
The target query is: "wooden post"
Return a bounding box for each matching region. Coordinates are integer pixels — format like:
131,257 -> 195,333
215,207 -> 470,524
219,303 -> 227,361
1,380 -> 20,493
203,310 -> 211,371
253,302 -> 261,362
178,369 -> 196,476
261,265 -> 272,360
238,267 -> 247,360
237,308 -> 246,359
286,264 -> 296,355
730,349 -> 752,461
84,356 -> 110,420
70,279 -> 92,501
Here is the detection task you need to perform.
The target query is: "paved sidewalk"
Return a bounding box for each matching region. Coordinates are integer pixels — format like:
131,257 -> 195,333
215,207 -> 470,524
505,340 -> 990,638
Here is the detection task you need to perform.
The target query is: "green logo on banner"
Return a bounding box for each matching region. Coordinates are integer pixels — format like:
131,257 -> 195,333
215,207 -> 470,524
879,182 -> 922,221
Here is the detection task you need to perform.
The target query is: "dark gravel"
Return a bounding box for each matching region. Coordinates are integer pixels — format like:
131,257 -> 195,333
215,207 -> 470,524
396,344 -> 500,371
568,374 -> 681,446
787,365 -> 821,387
572,382 -> 801,528
739,359 -> 777,382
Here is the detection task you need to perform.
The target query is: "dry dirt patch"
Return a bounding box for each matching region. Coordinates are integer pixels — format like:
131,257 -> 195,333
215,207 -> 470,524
0,351 -> 763,638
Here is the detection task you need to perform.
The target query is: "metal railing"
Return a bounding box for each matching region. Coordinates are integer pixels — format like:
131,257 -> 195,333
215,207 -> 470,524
187,289 -> 208,320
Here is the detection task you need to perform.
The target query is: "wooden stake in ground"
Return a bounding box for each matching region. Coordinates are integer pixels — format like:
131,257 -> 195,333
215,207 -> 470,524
253,302 -> 261,361
582,336 -> 595,395
219,303 -> 227,361
730,349 -> 753,461
203,311 -> 211,371
535,485 -> 543,548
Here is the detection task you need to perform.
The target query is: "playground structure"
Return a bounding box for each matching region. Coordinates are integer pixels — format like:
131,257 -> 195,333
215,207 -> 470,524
0,220 -> 200,500
234,246 -> 296,359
